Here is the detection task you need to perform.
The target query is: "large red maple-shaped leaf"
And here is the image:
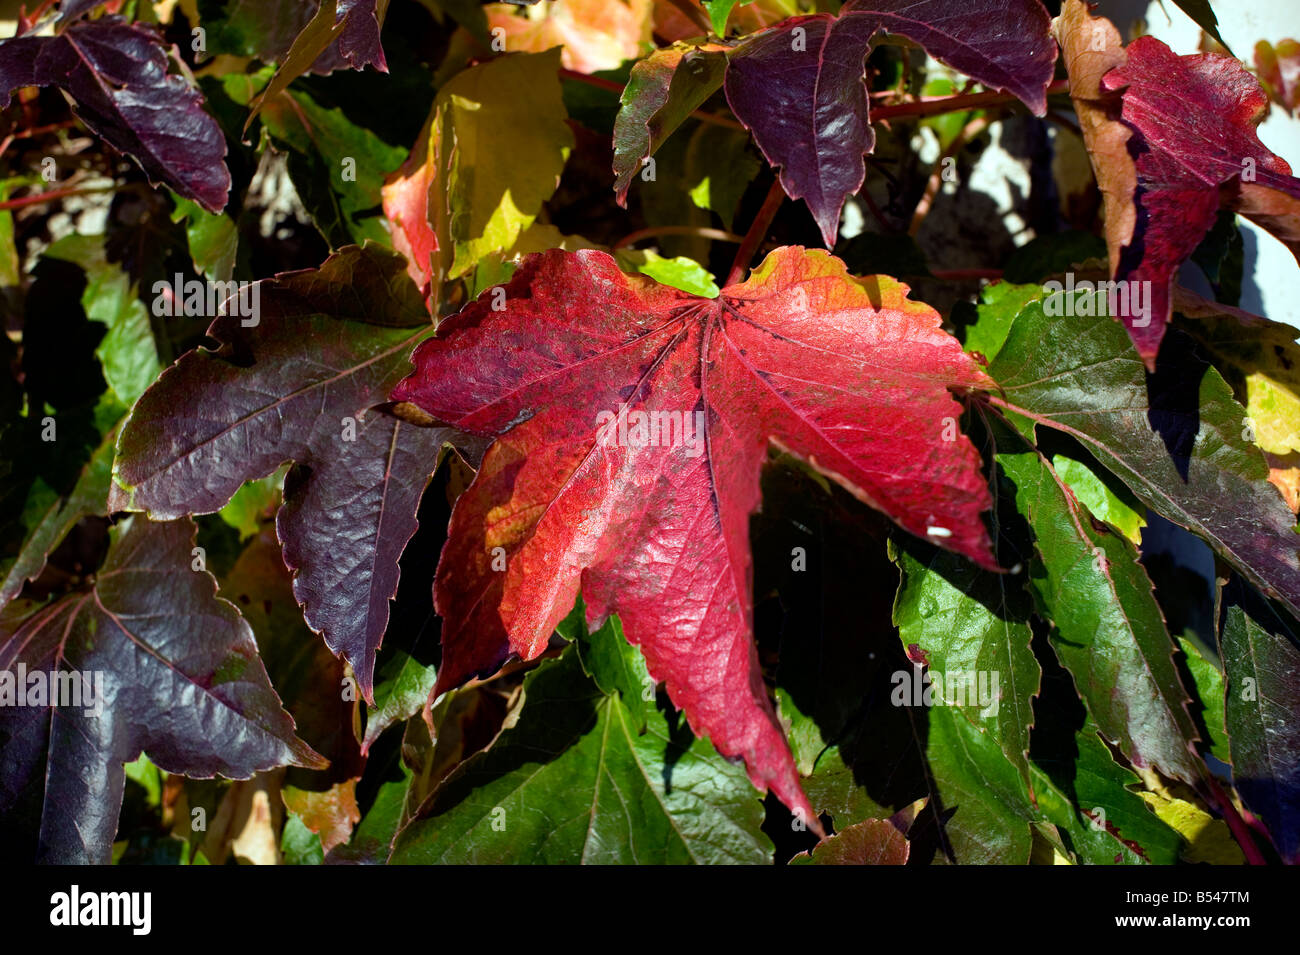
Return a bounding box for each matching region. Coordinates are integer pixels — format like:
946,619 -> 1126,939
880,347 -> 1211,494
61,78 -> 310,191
392,247 -> 995,816
1099,36 -> 1300,366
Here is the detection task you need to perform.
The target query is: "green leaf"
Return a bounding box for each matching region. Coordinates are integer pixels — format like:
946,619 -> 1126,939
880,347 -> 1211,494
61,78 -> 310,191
217,469 -> 285,541
612,42 -> 728,204
198,0 -> 316,60
441,49 -> 573,277
997,433 -> 1201,784
123,754 -> 163,809
0,178 -> 23,286
389,633 -> 772,864
702,0 -> 740,36
363,647 -> 438,754
685,123 -> 759,231
636,124 -> 712,262
907,699 -> 1039,863
258,88 -> 408,248
1178,302 -> 1300,456
558,597 -> 651,733
1178,636 -> 1229,764
616,248 -> 719,297
961,281 -> 1042,363
1138,788 -> 1243,864
810,541 -> 1044,864
1028,724 -> 1181,865
1050,453 -> 1146,545
0,425 -> 116,610
281,810 -> 325,865
987,293 -> 1300,622
44,235 -> 161,408
244,0 -> 346,130
1221,595 -> 1300,862
888,539 -> 1039,787
334,763 -> 415,864
171,195 -> 239,282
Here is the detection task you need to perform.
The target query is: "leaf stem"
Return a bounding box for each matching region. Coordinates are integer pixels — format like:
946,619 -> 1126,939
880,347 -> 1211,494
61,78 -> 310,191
1203,774 -> 1269,865
725,177 -> 785,287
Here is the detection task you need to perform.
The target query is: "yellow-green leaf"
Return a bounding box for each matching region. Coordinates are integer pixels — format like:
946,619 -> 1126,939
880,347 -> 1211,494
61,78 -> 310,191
442,50 -> 573,278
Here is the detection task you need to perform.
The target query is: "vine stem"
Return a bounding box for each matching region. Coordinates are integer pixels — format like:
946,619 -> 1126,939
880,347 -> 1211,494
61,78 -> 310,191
929,268 -> 1003,282
725,177 -> 785,287
0,184 -> 118,211
908,114 -> 992,235
613,225 -> 744,249
872,79 -> 1069,121
557,68 -> 743,130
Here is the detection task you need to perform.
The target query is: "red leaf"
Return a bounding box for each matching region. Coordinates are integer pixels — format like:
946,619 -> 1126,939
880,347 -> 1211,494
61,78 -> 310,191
1101,36 -> 1300,366
383,116 -> 441,293
392,246 -> 995,818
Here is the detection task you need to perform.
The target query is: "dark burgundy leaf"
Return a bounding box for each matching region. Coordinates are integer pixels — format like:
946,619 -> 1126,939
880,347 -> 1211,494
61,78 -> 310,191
0,17 -> 231,212
724,0 -> 1056,245
725,15 -> 879,247
110,245 -> 453,699
313,0 -> 388,74
0,516 -> 323,864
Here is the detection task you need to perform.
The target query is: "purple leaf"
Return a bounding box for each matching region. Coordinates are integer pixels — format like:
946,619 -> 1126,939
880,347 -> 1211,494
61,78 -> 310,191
0,17 -> 231,212
110,245 -> 455,699
0,516 -> 324,864
724,0 -> 1056,245
725,14 -> 878,246
307,0 -> 389,74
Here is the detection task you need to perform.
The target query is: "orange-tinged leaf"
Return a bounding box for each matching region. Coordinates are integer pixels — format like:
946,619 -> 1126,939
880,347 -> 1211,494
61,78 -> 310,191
485,0 -> 654,74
